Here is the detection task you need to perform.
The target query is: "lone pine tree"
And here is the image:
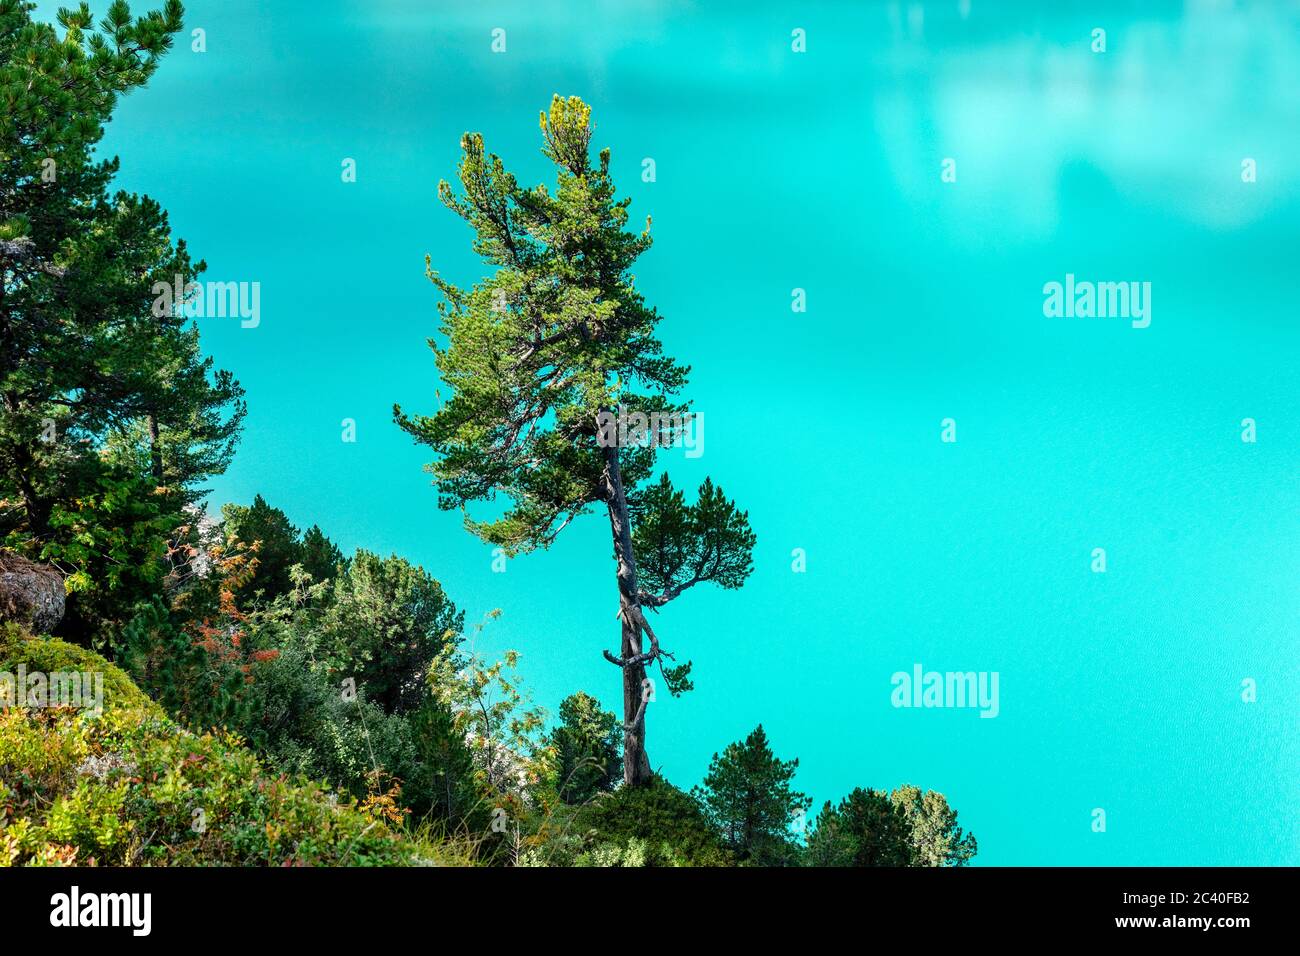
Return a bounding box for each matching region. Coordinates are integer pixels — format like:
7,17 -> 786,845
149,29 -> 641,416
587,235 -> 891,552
397,95 -> 755,786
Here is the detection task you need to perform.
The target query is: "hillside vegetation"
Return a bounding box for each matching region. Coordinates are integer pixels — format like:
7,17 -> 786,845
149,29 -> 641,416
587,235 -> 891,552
0,625 -> 420,866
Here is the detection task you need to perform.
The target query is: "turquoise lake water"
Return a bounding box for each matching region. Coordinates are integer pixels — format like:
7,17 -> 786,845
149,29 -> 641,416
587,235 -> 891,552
50,0 -> 1300,863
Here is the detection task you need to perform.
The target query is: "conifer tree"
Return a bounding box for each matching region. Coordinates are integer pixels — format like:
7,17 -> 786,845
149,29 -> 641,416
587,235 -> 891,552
1,1 -> 243,556
890,784 -> 978,866
220,495 -> 300,604
549,691 -> 622,804
693,725 -> 810,864
397,96 -> 755,785
299,523 -> 346,583
805,788 -> 917,867
804,786 -> 977,867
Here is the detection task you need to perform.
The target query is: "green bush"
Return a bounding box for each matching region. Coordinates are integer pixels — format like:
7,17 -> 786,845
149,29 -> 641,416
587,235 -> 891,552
569,776 -> 734,867
236,645 -> 431,811
1,623 -> 161,717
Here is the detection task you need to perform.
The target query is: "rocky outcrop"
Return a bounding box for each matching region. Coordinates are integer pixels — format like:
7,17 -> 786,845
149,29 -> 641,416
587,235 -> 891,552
0,550 -> 65,633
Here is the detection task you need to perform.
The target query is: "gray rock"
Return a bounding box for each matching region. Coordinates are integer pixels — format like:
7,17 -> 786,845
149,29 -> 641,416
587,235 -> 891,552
0,550 -> 65,633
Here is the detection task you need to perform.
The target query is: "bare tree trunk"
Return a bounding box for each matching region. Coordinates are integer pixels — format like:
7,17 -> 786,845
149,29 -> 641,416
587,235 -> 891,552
12,445 -> 49,537
602,440 -> 652,786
